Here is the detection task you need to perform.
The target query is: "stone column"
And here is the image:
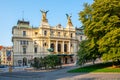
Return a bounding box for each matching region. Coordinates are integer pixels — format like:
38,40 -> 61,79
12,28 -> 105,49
63,41 -> 64,54
41,40 -> 44,57
56,41 -> 58,53
69,41 -> 71,54
48,40 -> 51,49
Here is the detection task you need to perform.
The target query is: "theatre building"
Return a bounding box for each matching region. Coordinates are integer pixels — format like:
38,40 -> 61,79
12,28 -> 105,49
12,10 -> 86,66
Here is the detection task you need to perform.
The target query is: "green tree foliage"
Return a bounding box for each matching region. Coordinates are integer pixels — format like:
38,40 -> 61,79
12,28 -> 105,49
98,29 -> 120,62
32,55 -> 61,69
45,55 -> 61,68
78,40 -> 98,65
78,3 -> 100,65
77,40 -> 90,65
33,57 -> 40,69
79,0 -> 120,64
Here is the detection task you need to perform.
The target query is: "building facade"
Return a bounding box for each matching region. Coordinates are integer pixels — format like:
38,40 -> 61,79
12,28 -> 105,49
12,10 -> 85,66
0,46 -> 13,66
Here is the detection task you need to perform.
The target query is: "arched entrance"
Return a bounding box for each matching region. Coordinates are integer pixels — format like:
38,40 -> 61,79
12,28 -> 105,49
58,44 -> 61,52
65,57 -> 68,64
64,44 -> 67,52
23,57 -> 27,66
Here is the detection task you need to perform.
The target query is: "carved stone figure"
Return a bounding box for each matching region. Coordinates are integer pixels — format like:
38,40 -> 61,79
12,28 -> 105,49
66,14 -> 73,26
40,10 -> 49,22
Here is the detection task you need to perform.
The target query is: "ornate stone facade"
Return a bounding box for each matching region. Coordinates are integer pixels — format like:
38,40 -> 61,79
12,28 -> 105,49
12,11 -> 86,66
0,46 -> 13,66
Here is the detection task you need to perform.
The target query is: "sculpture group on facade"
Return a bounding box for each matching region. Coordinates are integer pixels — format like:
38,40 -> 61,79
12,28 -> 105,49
40,10 -> 73,26
40,10 -> 49,22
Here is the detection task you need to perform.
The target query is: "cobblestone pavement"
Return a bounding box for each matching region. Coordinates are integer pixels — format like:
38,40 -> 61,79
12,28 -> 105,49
0,64 -> 120,80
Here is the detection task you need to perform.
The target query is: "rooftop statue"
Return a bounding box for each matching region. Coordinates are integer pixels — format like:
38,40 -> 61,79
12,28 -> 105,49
66,14 -> 73,26
40,10 -> 49,22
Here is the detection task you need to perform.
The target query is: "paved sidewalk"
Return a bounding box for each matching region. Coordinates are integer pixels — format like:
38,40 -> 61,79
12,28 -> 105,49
0,64 -> 120,80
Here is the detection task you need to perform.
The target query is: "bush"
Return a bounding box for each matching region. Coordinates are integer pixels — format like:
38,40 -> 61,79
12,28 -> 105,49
32,55 -> 62,69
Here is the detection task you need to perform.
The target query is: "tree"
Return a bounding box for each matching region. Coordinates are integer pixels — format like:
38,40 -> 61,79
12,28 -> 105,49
79,0 -> 120,65
33,57 -> 40,69
98,29 -> 120,65
78,40 -> 99,65
77,40 -> 90,65
45,55 -> 61,69
32,55 -> 61,69
78,3 -> 100,65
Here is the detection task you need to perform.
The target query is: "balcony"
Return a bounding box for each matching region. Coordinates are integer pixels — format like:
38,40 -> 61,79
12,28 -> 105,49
12,34 -> 77,40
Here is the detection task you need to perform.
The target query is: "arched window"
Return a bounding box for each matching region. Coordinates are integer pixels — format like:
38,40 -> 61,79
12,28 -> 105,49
44,30 -> 47,36
50,43 -> 54,52
64,44 -> 67,52
58,44 -> 61,52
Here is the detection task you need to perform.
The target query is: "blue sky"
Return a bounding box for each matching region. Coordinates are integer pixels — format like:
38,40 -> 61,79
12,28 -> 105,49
0,0 -> 93,46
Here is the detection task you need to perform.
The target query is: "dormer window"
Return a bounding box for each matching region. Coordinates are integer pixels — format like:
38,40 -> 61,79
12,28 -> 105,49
23,31 -> 26,36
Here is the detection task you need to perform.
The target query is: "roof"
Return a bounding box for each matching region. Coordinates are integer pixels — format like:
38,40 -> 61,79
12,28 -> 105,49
17,20 -> 29,25
0,46 -> 3,50
17,20 -> 30,28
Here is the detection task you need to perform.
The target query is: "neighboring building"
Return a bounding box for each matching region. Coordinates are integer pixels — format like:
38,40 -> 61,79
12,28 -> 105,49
76,27 -> 87,50
76,27 -> 86,42
0,46 -> 13,66
12,10 -> 85,66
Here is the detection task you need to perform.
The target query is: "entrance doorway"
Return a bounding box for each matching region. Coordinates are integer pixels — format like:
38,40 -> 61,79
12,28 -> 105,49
23,57 -> 27,66
65,57 -> 67,64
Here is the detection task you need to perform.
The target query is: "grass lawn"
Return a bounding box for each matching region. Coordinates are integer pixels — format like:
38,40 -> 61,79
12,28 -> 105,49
68,62 -> 120,73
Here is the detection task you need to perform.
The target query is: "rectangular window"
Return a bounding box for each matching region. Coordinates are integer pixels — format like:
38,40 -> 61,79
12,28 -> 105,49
23,47 -> 26,54
23,41 -> 26,45
44,31 -> 47,36
80,36 -> 82,40
58,32 -> 60,36
23,31 -> 26,36
27,41 -> 29,45
71,33 -> 73,38
20,41 -> 28,45
34,47 -> 37,53
20,41 -> 22,45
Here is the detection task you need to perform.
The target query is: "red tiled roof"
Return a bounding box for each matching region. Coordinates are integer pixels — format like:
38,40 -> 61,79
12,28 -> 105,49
0,46 -> 3,50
